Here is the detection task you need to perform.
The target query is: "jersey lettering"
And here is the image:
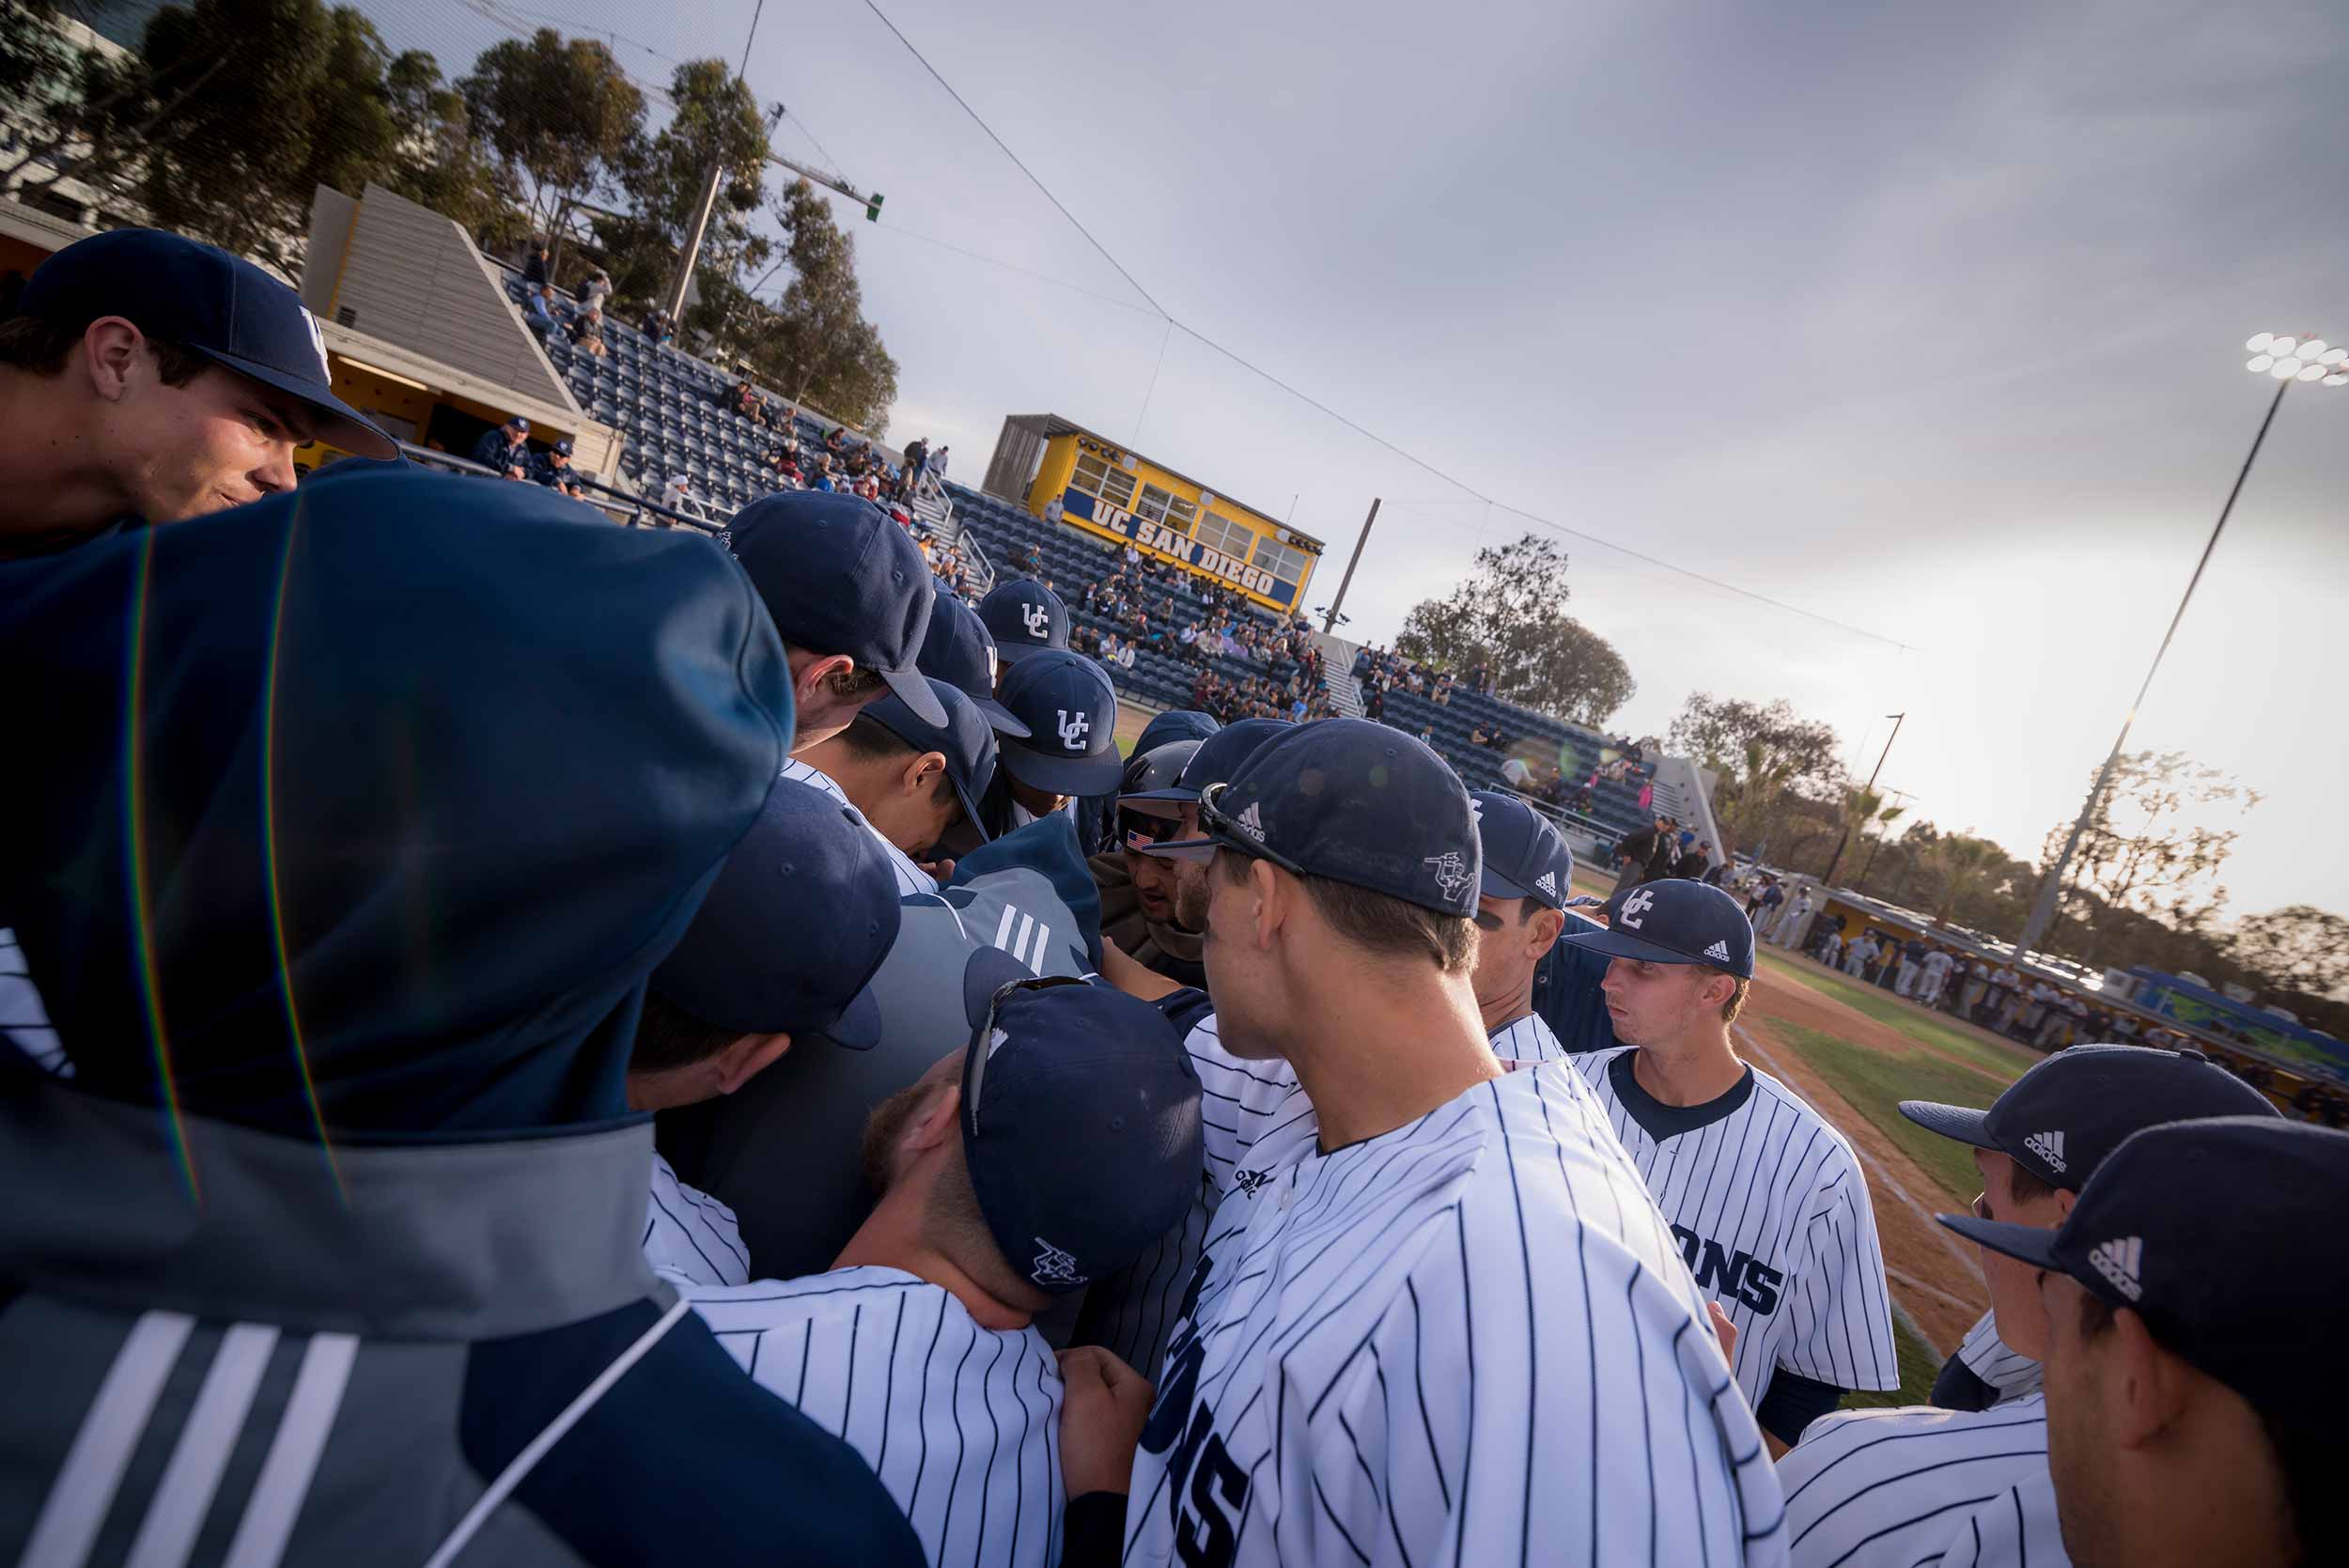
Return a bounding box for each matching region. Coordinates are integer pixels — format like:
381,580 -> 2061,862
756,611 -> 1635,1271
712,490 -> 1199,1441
1674,1223 -> 1786,1315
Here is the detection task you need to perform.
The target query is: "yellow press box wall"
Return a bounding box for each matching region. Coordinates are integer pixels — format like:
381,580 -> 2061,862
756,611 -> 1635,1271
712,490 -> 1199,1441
1021,430 -> 1322,613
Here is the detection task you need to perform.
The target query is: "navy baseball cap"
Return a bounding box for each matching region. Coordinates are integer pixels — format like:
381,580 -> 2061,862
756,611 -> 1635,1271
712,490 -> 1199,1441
1940,1118 -> 2349,1425
960,975 -> 1204,1294
1899,1043 -> 2279,1193
723,490 -> 944,726
978,579 -> 1068,663
1561,878 -> 1755,978
1145,719 -> 1482,920
506,416 -> 530,433
20,228 -> 397,458
648,777 -> 900,1049
1471,790 -> 1574,909
995,649 -> 1121,797
916,590 -> 1029,737
1130,708 -> 1220,753
858,676 -> 1000,845
552,436 -> 572,456
1123,717 -> 1291,806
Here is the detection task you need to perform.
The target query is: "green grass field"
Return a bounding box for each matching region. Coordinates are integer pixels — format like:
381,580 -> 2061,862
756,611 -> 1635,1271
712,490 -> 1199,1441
1760,952 -> 2039,1079
1766,1020 -> 2010,1205
1841,1309 -> 1942,1411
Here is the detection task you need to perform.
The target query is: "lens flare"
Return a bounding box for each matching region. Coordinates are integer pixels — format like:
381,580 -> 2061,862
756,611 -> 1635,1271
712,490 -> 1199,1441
124,527 -> 197,1200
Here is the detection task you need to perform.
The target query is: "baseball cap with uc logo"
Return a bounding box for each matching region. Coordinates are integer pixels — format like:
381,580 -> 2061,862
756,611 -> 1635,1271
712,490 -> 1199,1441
1562,877 -> 1754,978
20,229 -> 398,458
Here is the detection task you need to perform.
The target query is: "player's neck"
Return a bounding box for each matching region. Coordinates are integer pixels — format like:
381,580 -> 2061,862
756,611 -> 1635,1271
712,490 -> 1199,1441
1476,984 -> 1532,1038
832,1203 -> 1033,1332
0,371 -> 132,558
1628,1022 -> 1744,1107
1282,961 -> 1502,1151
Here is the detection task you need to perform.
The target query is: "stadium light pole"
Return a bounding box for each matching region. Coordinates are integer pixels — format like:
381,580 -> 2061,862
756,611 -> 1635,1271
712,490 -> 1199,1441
2016,332 -> 2347,959
1819,714 -> 1904,891
1319,497 -> 1381,636
664,0 -> 769,323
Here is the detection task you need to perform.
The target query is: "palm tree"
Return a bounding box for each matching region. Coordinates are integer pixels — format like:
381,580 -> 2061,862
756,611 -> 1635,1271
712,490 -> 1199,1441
1822,787 -> 1906,887
1921,832 -> 2003,926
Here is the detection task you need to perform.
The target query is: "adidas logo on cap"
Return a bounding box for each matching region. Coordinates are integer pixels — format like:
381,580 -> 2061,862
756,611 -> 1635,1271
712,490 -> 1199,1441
1235,801 -> 1266,843
2024,1129 -> 2067,1172
2087,1235 -> 2143,1301
1703,939 -> 1731,963
1534,870 -> 1559,898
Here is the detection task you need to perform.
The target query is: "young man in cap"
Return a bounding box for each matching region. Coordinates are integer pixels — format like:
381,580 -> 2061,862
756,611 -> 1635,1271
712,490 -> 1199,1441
0,227 -> 397,559
1777,1045 -> 2282,1568
1470,788 -> 1579,1063
988,647 -> 1122,833
1063,722 -> 1785,1568
1562,877 -> 1901,1449
0,468 -> 919,1567
723,489 -> 948,748
785,676 -> 998,892
1941,1118 -> 2346,1568
677,968 -> 1204,1568
978,577 -> 1070,667
916,588 -> 1033,737
626,775 -> 906,1286
1091,738 -> 1208,989
474,413 -> 531,476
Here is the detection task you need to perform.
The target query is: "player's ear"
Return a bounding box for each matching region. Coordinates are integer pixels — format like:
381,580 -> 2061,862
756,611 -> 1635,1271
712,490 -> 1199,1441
1530,908 -> 1564,959
794,652 -> 854,705
82,317 -> 146,402
1248,857 -> 1286,949
713,1032 -> 792,1096
2107,1308 -> 2188,1448
908,751 -> 948,798
903,1082 -> 962,1153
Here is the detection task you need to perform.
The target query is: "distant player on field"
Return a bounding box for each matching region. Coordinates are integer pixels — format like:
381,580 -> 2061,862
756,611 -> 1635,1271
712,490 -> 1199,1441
1060,721 -> 1785,1568
1560,878 -> 1901,1450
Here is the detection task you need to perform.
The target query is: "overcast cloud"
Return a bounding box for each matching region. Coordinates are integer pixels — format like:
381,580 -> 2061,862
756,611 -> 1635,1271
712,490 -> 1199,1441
374,0 -> 2348,918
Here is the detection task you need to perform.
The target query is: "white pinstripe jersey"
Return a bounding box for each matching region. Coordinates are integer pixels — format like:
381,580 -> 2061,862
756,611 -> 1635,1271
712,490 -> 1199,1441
688,1266 -> 1065,1568
644,1152 -> 751,1288
1927,1472 -> 2068,1568
1118,1054 -> 1786,1568
1954,1309 -> 2043,1403
1074,1012 -> 1600,1381
1571,1047 -> 1900,1410
1778,1395 -> 2048,1568
0,927 -> 68,1077
780,757 -> 941,897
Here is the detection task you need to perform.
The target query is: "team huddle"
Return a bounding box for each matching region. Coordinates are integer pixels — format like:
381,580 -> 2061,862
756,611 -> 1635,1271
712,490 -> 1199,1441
2,229 -> 2341,1568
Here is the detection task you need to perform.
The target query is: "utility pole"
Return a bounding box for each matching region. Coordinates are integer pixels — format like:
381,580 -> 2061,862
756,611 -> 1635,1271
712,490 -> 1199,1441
1857,787 -> 1913,890
1820,714 -> 1904,891
1320,497 -> 1379,635
663,0 -> 768,323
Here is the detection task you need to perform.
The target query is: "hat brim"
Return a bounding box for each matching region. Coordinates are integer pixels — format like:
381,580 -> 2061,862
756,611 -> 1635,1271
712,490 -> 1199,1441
1898,1099 -> 1999,1152
1480,865 -> 1542,901
961,944 -> 1037,1032
1133,835 -> 1218,863
1558,924 -> 1707,968
944,773 -> 993,846
818,982 -> 885,1052
972,694 -> 1032,738
994,639 -> 1060,664
1119,784 -> 1201,806
997,737 -> 1123,797
194,345 -> 399,460
879,663 -> 949,727
1937,1213 -> 2063,1272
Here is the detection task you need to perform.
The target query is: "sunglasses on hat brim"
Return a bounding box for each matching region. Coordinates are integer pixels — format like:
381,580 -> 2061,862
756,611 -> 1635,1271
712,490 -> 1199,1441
962,974 -> 1092,1139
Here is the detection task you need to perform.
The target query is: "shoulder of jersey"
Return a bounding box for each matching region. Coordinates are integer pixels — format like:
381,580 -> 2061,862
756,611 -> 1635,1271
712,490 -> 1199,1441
1779,1392 -> 2048,1516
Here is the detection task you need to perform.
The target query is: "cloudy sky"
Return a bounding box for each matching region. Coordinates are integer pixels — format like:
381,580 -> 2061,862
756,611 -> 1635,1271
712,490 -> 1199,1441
376,0 -> 2346,921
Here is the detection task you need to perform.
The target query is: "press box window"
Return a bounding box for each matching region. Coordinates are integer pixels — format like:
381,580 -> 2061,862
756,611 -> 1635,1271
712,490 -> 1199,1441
1072,451 -> 1138,510
1134,485 -> 1198,534
1195,512 -> 1255,558
1252,537 -> 1306,584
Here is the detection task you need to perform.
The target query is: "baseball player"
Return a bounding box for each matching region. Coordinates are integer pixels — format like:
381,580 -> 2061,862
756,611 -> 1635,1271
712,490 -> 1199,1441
1776,1045 -> 2280,1566
784,675 -> 1001,892
679,968 -> 1205,1568
1094,738 -> 1211,988
1061,722 -> 1786,1567
722,489 -> 950,748
656,817 -> 1106,1281
0,469 -> 922,1567
979,577 -> 1071,668
919,587 -> 1036,736
1470,789 -> 1579,1063
1921,944 -> 1955,1009
626,774 -> 906,1282
0,227 -> 396,561
1560,878 -> 1901,1447
1937,1307 -> 2046,1409
1942,1118 -> 2345,1568
986,648 -> 1123,835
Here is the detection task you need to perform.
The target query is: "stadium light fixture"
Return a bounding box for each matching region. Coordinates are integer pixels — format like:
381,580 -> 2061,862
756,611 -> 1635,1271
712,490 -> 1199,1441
2021,331 -> 2343,956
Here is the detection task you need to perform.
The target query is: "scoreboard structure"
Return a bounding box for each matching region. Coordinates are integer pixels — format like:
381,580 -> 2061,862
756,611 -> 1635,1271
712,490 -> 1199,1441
981,414 -> 1323,613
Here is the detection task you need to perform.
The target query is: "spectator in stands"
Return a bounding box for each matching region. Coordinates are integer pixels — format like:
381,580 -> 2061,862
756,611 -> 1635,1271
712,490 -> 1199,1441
0,228 -> 399,559
808,457 -> 836,494
536,436 -> 576,490
1677,840 -> 1712,881
582,269 -> 613,314
473,416 -> 532,478
1641,818 -> 1682,883
638,306 -> 672,344
929,445 -> 950,479
568,304 -> 607,358
661,473 -> 692,513
899,435 -> 928,500
522,237 -> 551,286
522,284 -> 557,341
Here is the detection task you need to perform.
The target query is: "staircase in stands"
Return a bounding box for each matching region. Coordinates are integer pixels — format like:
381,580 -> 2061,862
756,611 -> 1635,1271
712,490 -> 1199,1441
1313,629 -> 1366,719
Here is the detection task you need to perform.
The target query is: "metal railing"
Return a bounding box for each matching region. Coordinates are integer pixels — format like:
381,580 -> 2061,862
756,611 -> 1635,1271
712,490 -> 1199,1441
385,443 -> 718,534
